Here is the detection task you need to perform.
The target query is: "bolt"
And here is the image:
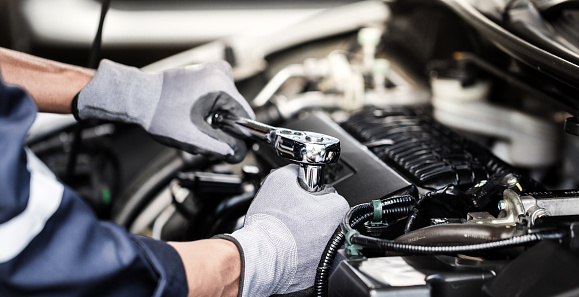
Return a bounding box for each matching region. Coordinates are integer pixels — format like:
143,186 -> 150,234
498,200 -> 508,211
506,176 -> 518,186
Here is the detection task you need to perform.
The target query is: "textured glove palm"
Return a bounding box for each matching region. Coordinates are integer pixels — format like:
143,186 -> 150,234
220,164 -> 350,297
76,60 -> 254,163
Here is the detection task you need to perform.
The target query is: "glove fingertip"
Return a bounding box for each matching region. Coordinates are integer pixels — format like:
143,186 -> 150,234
208,60 -> 235,80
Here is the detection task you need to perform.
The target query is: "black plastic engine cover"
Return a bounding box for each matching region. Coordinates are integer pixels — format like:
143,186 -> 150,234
329,252 -> 499,297
268,112 -> 412,206
483,240 -> 579,296
341,107 -> 510,190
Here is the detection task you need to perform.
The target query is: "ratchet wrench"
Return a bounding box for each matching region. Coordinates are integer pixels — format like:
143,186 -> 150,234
209,112 -> 340,192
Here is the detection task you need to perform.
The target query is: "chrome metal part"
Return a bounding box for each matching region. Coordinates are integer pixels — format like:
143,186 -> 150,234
211,112 -> 340,192
471,190 -> 579,227
395,223 -> 524,244
467,189 -> 525,226
519,195 -> 579,217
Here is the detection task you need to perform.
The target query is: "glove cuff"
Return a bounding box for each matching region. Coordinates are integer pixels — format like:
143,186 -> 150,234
213,234 -> 245,297
71,93 -> 81,121
76,59 -> 163,128
228,214 -> 298,297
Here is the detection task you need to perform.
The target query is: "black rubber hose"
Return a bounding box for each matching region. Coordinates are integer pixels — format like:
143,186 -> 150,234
315,227 -> 344,297
316,206 -> 366,297
343,195 -> 416,234
315,196 -> 415,297
384,205 -> 415,218
350,212 -> 372,229
382,195 -> 416,207
342,203 -> 372,234
350,206 -> 414,229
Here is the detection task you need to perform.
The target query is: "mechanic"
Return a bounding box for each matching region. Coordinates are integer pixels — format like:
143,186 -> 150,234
0,47 -> 350,297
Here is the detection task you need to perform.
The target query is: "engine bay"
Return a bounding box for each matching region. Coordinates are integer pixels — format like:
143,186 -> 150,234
19,0 -> 579,296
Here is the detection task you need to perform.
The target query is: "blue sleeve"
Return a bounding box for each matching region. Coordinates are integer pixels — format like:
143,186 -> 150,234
0,80 -> 188,297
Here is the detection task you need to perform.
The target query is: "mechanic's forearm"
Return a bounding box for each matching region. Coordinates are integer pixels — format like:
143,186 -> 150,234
169,239 -> 241,297
0,47 -> 95,113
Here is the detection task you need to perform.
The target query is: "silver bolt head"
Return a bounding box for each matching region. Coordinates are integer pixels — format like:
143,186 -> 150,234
498,200 -> 508,211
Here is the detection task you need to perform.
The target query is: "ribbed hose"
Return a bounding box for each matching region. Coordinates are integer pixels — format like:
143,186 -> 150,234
315,196 -> 415,297
382,195 -> 416,207
384,205 -> 415,217
350,206 -> 414,228
349,213 -> 372,228
344,195 -> 416,233
315,227 -> 344,297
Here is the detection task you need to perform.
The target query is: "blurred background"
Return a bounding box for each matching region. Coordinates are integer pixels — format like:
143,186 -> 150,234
0,0 -> 357,67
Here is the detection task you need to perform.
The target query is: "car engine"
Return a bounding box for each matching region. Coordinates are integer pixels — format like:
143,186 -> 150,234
20,0 -> 579,296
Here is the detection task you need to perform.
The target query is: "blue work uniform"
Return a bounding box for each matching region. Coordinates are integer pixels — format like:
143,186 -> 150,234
0,79 -> 188,297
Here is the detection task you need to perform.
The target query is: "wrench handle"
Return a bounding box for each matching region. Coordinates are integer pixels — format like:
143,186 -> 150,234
211,113 -> 275,143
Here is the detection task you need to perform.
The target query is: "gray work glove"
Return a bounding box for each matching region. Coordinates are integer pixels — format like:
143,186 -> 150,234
74,59 -> 254,163
217,164 -> 350,297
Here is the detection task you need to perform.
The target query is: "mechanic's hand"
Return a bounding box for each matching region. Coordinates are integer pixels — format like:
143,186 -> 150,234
218,164 -> 350,297
74,59 -> 255,163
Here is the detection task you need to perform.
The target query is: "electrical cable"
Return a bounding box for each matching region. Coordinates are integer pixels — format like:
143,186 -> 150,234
66,0 -> 111,183
404,208 -> 420,233
315,195 -> 416,297
314,227 -> 344,297
89,0 -> 111,69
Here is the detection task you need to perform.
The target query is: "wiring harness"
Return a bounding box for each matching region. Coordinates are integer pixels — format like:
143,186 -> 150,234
314,192 -> 568,297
